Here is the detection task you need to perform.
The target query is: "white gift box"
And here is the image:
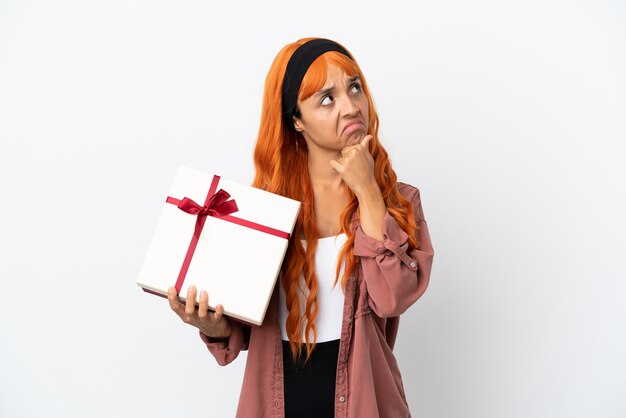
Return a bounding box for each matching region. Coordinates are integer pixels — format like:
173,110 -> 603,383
137,165 -> 300,326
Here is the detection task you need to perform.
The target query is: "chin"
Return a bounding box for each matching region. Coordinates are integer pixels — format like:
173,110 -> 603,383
345,133 -> 364,146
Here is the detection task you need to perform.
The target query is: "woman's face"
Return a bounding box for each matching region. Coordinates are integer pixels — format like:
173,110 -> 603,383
293,64 -> 369,153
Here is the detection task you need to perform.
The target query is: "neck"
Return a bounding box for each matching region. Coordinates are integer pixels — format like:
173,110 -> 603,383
307,149 -> 343,190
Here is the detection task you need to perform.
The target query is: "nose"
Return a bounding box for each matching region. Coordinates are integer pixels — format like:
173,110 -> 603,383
339,94 -> 360,117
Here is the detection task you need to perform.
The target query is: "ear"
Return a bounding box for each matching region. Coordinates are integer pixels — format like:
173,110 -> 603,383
292,116 -> 304,133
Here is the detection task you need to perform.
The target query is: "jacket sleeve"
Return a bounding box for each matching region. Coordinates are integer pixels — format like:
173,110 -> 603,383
353,186 -> 434,318
198,318 -> 251,366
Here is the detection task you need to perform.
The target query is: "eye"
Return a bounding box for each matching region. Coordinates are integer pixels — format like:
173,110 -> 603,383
320,95 -> 334,106
350,83 -> 362,94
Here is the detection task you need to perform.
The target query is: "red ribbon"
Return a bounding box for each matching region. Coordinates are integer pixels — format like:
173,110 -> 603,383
166,175 -> 290,294
166,190 -> 238,218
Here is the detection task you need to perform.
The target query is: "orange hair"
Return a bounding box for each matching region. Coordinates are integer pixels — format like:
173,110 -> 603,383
252,38 -> 420,363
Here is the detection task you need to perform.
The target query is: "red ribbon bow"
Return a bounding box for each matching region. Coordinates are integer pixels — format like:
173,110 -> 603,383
169,189 -> 239,218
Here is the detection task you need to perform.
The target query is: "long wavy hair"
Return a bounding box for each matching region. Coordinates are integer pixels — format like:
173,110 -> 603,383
252,38 -> 420,362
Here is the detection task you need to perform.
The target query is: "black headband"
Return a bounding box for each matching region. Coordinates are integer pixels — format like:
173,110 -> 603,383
281,39 -> 353,127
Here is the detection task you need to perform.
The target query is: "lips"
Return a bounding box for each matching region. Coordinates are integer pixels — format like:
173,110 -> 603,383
342,120 -> 365,135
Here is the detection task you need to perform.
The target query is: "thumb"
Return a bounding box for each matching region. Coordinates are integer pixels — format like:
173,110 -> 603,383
361,134 -> 372,148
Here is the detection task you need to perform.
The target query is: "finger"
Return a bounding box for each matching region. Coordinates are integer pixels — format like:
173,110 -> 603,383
198,290 -> 208,319
185,286 -> 197,315
341,145 -> 357,157
344,144 -> 363,159
214,304 -> 224,321
361,134 -> 372,148
167,287 -> 183,313
329,159 -> 344,173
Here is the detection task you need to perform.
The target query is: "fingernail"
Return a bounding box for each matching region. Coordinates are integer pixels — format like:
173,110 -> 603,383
201,290 -> 207,297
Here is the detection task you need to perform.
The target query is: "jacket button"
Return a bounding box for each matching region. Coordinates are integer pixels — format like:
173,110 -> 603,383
340,355 -> 346,363
410,261 -> 417,268
346,317 -> 352,324
339,395 -> 346,403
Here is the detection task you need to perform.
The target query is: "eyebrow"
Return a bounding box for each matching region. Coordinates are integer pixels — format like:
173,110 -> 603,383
314,76 -> 361,97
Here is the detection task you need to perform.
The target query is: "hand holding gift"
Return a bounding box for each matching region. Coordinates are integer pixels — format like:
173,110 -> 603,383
167,285 -> 232,340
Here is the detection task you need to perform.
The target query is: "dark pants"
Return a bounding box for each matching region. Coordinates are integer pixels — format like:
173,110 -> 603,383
282,339 -> 340,418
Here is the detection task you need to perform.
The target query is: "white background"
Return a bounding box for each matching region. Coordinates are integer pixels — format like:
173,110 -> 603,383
1,1 -> 625,417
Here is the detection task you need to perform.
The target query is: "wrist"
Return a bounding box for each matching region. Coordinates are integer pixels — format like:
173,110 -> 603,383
203,319 -> 232,341
354,179 -> 381,201
216,320 -> 232,339
354,181 -> 386,242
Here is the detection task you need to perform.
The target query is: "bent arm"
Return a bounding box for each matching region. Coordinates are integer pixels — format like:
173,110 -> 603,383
354,187 -> 434,318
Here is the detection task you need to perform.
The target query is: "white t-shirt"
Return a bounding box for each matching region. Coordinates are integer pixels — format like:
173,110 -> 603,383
279,233 -> 347,343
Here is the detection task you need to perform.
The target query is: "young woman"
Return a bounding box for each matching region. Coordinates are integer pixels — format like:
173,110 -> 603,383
167,37 -> 434,418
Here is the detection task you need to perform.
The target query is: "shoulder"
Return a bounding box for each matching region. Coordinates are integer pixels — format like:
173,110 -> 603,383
397,181 -> 421,200
397,181 -> 425,222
